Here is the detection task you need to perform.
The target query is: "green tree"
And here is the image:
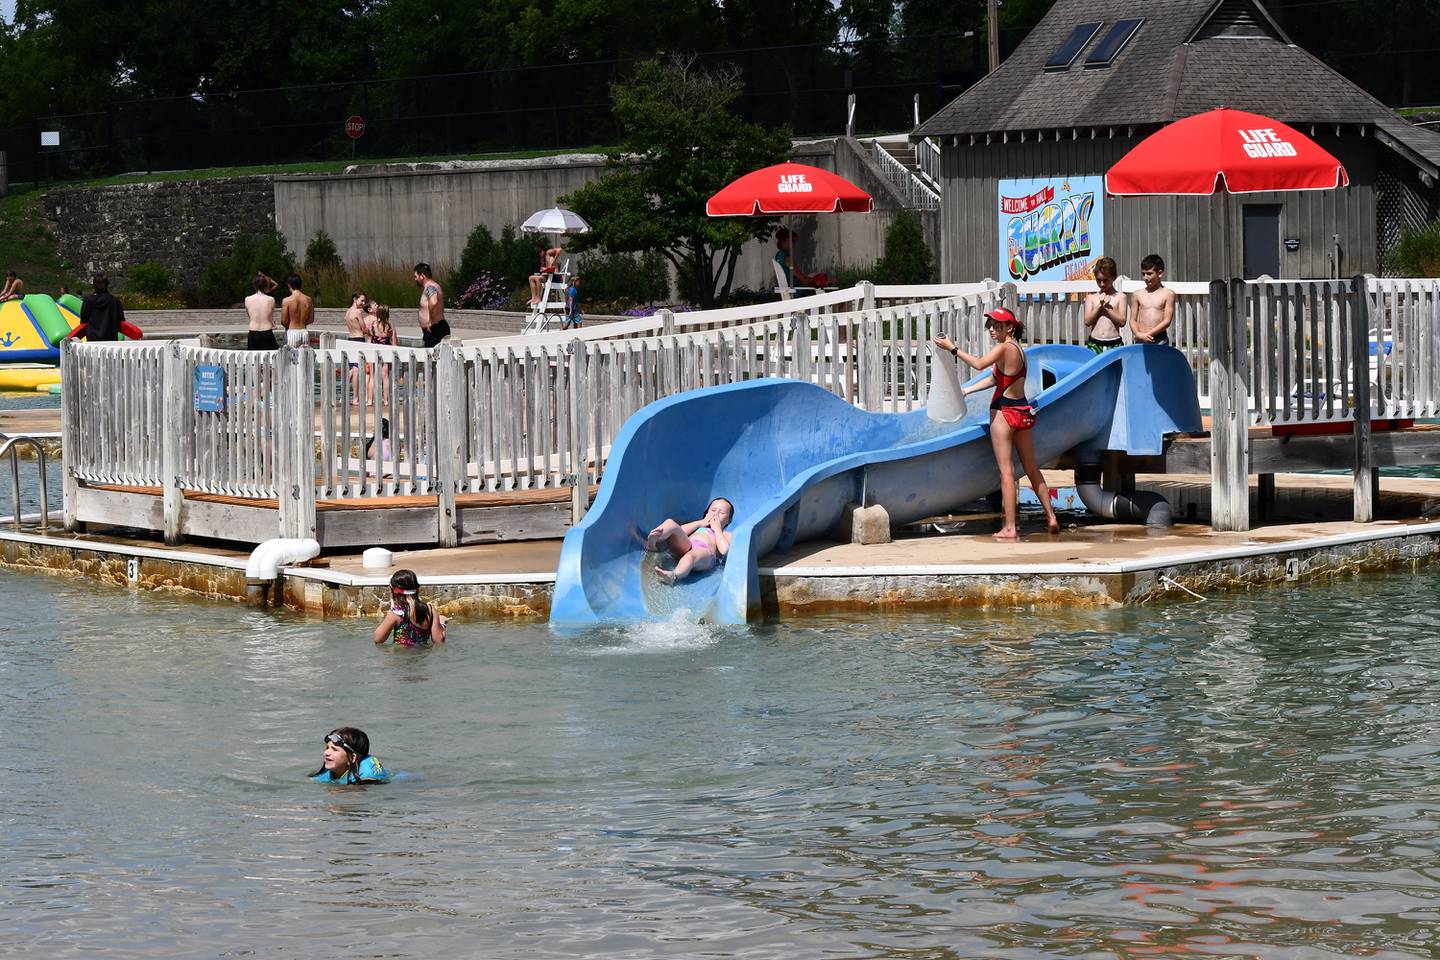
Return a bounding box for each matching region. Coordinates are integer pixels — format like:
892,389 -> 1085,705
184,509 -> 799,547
875,210 -> 934,284
305,231 -> 345,273
562,57 -> 789,308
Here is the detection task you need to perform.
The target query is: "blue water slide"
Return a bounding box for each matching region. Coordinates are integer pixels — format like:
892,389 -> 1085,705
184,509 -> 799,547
550,344 -> 1202,628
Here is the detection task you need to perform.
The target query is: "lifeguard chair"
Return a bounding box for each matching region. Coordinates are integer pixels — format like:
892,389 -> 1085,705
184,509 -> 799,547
522,254 -> 572,334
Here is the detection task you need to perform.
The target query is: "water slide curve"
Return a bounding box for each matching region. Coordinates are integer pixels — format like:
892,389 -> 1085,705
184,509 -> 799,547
550,343 -> 1202,628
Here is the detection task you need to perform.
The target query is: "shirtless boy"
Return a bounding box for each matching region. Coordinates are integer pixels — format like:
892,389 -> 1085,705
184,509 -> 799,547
0,271 -> 24,302
344,290 -> 370,400
1129,254 -> 1176,345
1083,256 -> 1127,354
245,274 -> 279,350
280,274 -> 314,348
414,262 -> 450,348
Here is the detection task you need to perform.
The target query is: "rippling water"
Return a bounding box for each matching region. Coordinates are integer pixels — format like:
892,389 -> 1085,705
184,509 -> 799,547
2,570 -> 1439,958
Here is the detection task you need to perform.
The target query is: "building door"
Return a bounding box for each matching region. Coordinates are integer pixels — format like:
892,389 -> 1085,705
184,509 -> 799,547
1243,204 -> 1282,279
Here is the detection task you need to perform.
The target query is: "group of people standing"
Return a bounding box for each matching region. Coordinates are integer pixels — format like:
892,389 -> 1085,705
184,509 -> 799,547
243,263 -> 452,352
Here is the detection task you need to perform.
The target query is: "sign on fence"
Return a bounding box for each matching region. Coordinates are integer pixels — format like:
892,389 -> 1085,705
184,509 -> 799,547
193,364 -> 225,413
998,175 -> 1105,282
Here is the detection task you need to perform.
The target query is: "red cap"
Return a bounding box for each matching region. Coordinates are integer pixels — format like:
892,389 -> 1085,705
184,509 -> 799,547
984,307 -> 1017,326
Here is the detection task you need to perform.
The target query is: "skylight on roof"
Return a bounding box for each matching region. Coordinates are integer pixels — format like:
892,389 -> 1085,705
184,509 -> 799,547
1085,18 -> 1144,67
1044,21 -> 1103,71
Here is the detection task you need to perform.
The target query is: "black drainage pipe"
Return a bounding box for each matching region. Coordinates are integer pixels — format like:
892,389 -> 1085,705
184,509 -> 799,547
1074,462 -> 1173,528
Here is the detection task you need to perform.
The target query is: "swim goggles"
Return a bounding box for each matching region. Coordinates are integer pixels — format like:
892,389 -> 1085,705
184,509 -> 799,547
325,732 -> 351,750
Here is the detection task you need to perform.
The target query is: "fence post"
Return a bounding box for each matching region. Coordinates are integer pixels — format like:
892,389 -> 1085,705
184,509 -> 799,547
860,279 -> 875,312
791,312 -> 811,381
162,341 -> 187,544
60,339 -> 79,530
1209,279 -> 1250,532
568,339 -> 590,523
1351,275 -> 1376,522
277,346 -> 317,540
434,341 -> 465,546
659,308 -> 675,337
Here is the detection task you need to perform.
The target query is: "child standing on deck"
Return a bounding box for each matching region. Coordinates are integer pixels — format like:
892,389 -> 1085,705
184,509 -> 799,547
374,569 -> 446,646
1129,254 -> 1176,345
646,497 -> 734,584
563,274 -> 583,330
1083,256 -> 1128,353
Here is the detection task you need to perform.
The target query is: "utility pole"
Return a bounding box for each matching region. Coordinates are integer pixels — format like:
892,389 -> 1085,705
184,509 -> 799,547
987,0 -> 1000,73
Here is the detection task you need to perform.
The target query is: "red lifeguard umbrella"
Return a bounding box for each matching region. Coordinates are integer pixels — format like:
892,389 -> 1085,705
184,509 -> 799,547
706,162 -> 873,216
1105,108 -> 1349,196
1107,108 -> 1348,281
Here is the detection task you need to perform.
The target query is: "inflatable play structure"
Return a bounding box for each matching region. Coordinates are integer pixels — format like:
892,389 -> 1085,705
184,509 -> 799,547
0,292 -> 143,392
0,294 -> 74,363
550,343 -> 1204,627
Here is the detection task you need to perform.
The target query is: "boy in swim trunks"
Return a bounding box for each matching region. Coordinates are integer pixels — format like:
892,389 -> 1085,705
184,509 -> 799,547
1129,253 -> 1175,346
645,497 -> 734,584
1083,256 -> 1127,353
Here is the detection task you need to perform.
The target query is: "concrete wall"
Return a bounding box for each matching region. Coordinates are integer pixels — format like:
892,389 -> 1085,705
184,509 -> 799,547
41,140 -> 944,303
273,155 -> 609,271
726,138 -> 940,294
43,176 -> 276,290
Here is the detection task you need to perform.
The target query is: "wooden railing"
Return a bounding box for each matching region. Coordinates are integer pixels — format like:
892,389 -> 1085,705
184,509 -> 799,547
64,341 -> 169,487
1366,278 -> 1440,420
446,289 -> 1004,521
61,278 -> 1440,545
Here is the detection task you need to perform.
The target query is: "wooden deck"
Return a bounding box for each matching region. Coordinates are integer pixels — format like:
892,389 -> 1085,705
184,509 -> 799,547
74,481 -> 600,549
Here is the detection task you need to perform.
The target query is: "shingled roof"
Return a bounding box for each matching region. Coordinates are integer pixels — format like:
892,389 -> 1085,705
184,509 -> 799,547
915,0 -> 1440,172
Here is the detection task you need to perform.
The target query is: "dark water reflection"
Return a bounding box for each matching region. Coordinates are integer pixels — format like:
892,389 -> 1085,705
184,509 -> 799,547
2,570 -> 1439,958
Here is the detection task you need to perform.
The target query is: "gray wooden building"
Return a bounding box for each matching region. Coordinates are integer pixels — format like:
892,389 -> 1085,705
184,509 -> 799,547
914,0 -> 1440,283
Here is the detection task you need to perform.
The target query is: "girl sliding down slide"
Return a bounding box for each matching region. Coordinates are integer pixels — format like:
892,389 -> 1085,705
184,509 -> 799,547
646,497 -> 733,584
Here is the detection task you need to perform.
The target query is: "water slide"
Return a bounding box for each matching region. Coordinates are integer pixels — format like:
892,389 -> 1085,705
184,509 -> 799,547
550,343 -> 1203,628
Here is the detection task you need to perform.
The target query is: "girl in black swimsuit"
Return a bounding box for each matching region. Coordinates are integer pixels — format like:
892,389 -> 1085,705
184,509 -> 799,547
932,308 -> 1060,541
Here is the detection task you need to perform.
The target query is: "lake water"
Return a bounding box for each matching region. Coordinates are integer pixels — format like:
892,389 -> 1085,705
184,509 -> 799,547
3,569 -> 1439,958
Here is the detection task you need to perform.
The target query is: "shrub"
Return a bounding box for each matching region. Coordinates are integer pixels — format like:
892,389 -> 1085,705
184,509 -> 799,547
118,292 -> 186,310
198,231 -> 298,307
455,270 -> 510,310
574,250 -> 670,306
307,261 -> 350,308
126,261 -> 173,297
305,230 -> 344,273
874,210 -> 935,285
1386,220 -> 1440,276
829,263 -> 876,289
451,223 -> 538,295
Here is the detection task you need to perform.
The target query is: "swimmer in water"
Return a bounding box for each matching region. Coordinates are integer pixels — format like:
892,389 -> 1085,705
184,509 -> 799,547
645,497 -> 733,584
373,568 -> 446,646
310,727 -> 390,784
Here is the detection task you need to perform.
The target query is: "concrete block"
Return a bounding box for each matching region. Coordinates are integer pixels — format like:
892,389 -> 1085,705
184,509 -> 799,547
839,502 -> 892,545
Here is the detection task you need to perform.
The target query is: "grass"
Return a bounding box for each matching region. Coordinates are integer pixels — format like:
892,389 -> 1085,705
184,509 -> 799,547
0,190 -> 80,293
71,145 -> 612,189
308,260 -> 454,311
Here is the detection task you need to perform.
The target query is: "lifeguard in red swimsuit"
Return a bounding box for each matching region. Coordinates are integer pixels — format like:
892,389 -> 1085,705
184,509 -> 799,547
933,307 -> 1060,541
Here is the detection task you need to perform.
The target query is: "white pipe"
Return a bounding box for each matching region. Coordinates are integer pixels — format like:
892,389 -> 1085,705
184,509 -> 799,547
246,538 -> 321,580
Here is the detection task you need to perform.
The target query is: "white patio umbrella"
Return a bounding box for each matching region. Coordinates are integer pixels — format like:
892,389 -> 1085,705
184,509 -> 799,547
520,207 -> 592,235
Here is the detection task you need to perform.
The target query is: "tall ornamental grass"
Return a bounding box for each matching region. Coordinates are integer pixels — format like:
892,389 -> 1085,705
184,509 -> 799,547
309,261 -> 441,311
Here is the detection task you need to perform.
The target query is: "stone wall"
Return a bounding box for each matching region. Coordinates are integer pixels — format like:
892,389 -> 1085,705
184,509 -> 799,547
43,176 -> 276,291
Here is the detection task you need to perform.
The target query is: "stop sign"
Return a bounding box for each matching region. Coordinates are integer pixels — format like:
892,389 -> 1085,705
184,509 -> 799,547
344,115 -> 366,139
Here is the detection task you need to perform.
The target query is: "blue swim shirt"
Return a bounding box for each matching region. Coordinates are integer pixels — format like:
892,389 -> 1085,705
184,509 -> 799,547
310,755 -> 391,784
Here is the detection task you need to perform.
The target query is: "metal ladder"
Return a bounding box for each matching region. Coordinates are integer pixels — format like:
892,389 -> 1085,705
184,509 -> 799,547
0,432 -> 51,530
